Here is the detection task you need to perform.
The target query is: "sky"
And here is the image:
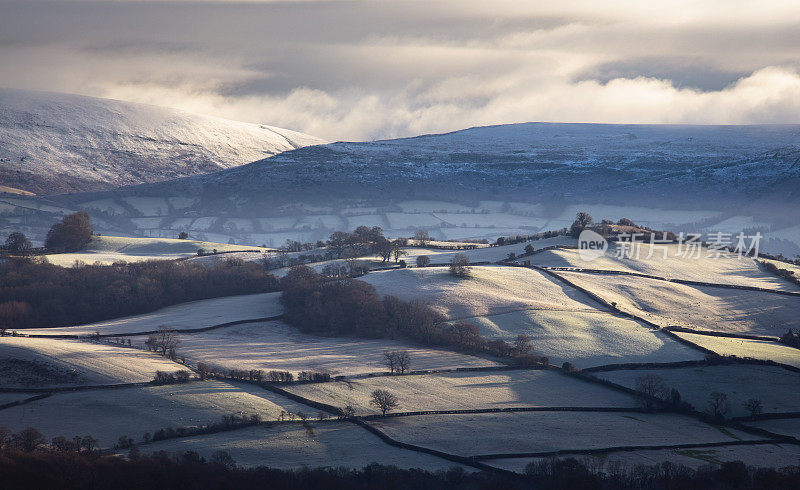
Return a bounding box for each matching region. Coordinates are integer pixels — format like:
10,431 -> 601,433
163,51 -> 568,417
1,0 -> 800,141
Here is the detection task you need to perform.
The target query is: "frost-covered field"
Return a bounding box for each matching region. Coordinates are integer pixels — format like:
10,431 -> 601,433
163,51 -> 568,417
530,244 -> 797,291
43,235 -> 270,266
369,412 -> 757,457
0,337 -> 182,387
746,419 -> 800,439
597,365 -> 800,417
490,443 -> 800,472
20,292 -> 282,337
671,332 -> 800,368
0,381 -> 311,447
364,266 -> 599,319
467,309 -> 704,368
557,272 -> 800,336
284,370 -> 637,415
139,422 -> 467,471
131,321 -> 500,376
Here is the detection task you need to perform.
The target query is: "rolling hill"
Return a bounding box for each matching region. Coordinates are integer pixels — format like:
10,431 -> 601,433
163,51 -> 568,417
0,89 -> 326,195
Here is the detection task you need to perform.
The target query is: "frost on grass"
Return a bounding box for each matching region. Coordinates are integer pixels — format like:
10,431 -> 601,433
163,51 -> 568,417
0,337 -> 182,387
0,381 -> 312,447
369,411 -> 759,457
20,292 -> 282,337
0,358 -> 83,387
558,272 -> 800,336
285,370 -> 637,415
132,320 -> 500,377
139,422 -> 467,471
598,364 -> 800,418
363,266 -> 600,320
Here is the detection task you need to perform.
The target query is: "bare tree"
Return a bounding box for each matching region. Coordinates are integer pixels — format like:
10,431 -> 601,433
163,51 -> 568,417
383,351 -> 398,373
449,253 -> 471,277
395,350 -> 411,374
413,230 -> 431,243
742,398 -> 763,420
392,240 -> 407,263
154,325 -> 180,356
416,255 -> 431,267
707,392 -> 731,420
635,374 -> 668,409
370,389 -> 399,416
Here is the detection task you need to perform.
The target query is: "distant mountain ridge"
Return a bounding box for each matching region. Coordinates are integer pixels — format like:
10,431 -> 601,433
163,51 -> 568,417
0,89 -> 326,194
137,122 -> 800,213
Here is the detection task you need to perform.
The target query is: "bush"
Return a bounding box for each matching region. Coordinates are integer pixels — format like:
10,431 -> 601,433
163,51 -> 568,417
448,253 -> 470,277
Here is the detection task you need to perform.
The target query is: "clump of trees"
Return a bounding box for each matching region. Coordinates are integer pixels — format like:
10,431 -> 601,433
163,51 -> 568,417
144,326 -> 180,359
0,257 -> 279,329
383,350 -> 411,374
415,255 -> 430,267
44,211 -> 93,252
570,211 -> 593,238
370,389 -> 399,416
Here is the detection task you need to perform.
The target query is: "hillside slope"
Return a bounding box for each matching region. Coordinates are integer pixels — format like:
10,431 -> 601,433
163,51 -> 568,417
0,89 -> 326,194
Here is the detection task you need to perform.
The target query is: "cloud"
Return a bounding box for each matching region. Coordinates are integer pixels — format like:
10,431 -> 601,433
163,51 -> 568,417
1,0 -> 800,140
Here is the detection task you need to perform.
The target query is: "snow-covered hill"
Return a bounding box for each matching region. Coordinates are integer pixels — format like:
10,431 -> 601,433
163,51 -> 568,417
5,121 -> 800,256
0,89 -> 326,194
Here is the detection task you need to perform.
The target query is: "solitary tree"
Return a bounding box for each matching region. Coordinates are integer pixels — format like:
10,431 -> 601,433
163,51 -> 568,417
416,255 -> 431,267
707,392 -> 731,420
742,398 -> 763,420
413,230 -> 431,243
178,231 -> 189,240
4,232 -> 32,255
449,253 -> 471,277
635,374 -> 668,409
395,350 -> 411,374
370,389 -> 399,416
383,350 -> 398,373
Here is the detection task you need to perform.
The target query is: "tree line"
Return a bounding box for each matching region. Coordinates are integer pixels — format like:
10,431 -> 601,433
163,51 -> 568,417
0,258 -> 279,330
0,442 -> 797,490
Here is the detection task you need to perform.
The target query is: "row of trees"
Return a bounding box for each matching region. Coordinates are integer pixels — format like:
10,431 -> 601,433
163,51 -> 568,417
0,426 -> 96,454
1,443 -> 797,489
0,257 -> 279,330
634,374 -> 764,420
